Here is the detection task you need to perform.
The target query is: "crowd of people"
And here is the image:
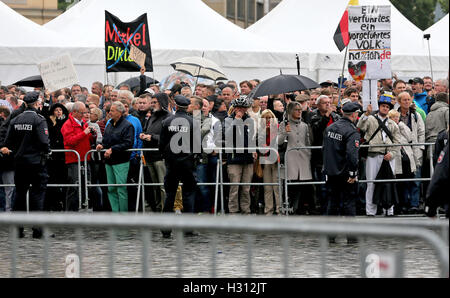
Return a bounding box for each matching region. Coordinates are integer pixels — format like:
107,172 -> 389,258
0,71 -> 448,231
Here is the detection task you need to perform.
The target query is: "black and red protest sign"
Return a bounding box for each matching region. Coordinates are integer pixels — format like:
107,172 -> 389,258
105,11 -> 153,72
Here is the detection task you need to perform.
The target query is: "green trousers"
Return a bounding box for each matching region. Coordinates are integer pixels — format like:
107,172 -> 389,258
105,162 -> 130,212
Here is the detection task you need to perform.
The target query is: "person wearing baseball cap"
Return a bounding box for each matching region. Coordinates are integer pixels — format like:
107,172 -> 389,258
410,77 -> 432,114
1,91 -> 50,238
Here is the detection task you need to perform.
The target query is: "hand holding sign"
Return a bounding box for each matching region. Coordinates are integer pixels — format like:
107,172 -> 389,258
130,44 -> 147,69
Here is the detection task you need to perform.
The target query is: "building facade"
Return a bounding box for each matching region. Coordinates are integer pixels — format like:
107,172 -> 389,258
203,0 -> 281,28
3,0 -> 282,27
1,0 -> 61,25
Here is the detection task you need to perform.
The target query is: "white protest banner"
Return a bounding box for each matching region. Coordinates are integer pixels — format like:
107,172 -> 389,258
130,44 -> 147,69
348,5 -> 391,80
38,54 -> 79,92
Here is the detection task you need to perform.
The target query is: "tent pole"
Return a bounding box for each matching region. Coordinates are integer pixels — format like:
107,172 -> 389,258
338,45 -> 349,108
424,34 -> 434,81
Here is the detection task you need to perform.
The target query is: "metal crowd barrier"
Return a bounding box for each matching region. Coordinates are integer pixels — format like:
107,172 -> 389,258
83,148 -> 222,214
0,213 -> 447,278
283,142 -> 436,216
217,147 -> 282,215
0,149 -> 83,210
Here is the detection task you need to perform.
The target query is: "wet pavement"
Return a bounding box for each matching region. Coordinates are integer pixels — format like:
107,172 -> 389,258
0,216 -> 446,278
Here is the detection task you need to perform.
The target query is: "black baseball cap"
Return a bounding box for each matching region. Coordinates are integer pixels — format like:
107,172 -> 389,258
408,77 -> 424,85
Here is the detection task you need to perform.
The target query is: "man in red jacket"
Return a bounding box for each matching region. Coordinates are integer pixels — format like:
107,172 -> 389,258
61,102 -> 95,211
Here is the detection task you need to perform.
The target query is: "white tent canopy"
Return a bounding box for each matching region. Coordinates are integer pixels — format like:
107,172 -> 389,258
40,0 -> 300,87
425,14 -> 449,58
0,1 -> 103,87
247,0 -> 448,81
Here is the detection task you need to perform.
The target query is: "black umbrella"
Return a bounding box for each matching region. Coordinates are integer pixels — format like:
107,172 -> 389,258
248,74 -> 320,99
13,75 -> 44,88
116,76 -> 159,91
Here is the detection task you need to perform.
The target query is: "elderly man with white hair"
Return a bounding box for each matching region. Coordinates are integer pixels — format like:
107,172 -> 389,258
96,101 -> 135,212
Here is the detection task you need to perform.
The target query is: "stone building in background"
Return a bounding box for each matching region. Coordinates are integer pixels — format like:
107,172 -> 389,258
2,0 -> 61,25
2,0 -> 282,28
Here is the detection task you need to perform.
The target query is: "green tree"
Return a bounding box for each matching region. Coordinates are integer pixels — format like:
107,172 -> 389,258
438,0 -> 449,13
390,0 -> 437,30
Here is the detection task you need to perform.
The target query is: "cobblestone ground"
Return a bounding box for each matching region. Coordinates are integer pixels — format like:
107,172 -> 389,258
0,216 -> 446,278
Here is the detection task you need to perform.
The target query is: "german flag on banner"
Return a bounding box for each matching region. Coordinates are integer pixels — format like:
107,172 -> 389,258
333,0 -> 359,52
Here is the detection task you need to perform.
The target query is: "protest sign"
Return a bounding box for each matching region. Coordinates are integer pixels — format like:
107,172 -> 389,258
37,54 -> 79,92
348,5 -> 391,80
130,44 -> 146,69
105,11 -> 153,72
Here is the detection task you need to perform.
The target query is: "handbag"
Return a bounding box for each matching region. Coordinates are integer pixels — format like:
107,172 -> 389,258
254,157 -> 263,178
400,147 -> 412,176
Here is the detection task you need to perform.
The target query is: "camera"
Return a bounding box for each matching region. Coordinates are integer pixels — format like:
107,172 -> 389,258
286,94 -> 296,101
89,127 -> 95,134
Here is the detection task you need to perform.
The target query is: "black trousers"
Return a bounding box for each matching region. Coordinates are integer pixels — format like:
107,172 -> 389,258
163,158 -> 197,214
326,175 -> 357,216
13,163 -> 48,212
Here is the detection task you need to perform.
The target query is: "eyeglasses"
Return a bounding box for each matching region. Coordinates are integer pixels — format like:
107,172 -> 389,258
293,109 -> 302,112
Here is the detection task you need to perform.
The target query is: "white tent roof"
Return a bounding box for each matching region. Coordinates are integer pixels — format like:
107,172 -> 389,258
425,14 -> 449,57
0,1 -> 69,47
0,1 -> 104,87
45,0 -> 280,52
248,0 -> 448,81
41,0 -> 299,86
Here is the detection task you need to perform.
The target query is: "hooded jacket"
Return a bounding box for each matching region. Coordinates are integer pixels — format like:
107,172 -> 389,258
414,91 -> 430,114
142,93 -> 170,162
425,101 -> 449,143
42,102 -> 69,162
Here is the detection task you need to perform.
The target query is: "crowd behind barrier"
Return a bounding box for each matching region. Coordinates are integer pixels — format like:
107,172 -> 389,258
0,75 -> 448,225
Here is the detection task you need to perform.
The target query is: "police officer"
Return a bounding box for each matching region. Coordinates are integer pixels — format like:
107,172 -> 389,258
159,95 -> 199,238
0,92 -> 50,238
425,141 -> 449,218
323,102 -> 361,243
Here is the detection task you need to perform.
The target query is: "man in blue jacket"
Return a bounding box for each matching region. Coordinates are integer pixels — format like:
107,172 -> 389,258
410,77 -> 433,115
96,101 -> 134,212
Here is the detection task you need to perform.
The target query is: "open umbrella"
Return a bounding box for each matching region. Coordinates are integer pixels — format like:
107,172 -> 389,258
170,56 -> 227,81
13,75 -> 44,88
248,74 -> 320,99
116,76 -> 159,91
159,72 -> 214,91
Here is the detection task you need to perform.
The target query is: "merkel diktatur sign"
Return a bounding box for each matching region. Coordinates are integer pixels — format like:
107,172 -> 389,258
105,11 -> 153,72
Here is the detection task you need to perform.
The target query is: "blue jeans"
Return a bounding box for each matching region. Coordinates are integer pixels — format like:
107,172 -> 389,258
196,156 -> 218,213
408,167 -> 421,208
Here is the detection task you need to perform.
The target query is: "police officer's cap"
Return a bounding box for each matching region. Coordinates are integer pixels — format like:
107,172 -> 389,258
23,91 -> 40,104
342,102 -> 362,113
174,95 -> 190,107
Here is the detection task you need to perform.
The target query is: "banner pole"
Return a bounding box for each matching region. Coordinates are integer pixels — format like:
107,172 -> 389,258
338,45 -> 349,108
424,34 -> 434,81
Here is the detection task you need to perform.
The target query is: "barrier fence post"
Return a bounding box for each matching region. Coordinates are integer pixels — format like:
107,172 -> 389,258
219,150 -> 225,215
135,157 -> 143,214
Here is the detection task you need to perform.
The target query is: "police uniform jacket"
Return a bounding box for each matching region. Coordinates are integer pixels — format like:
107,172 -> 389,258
102,116 -> 134,165
323,117 -> 360,178
4,107 -> 50,165
425,142 -> 449,218
159,110 -> 196,162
